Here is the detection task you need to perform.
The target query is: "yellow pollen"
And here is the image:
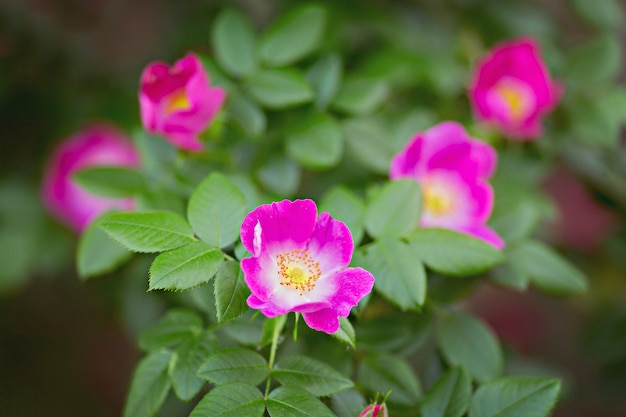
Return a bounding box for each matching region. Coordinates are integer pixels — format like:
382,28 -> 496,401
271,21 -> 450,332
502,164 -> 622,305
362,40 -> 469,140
276,249 -> 322,295
495,83 -> 526,122
423,185 -> 453,215
165,89 -> 191,114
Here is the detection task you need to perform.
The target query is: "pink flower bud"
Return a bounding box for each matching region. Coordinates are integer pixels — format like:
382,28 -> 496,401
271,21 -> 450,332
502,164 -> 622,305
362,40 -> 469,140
360,403 -> 388,417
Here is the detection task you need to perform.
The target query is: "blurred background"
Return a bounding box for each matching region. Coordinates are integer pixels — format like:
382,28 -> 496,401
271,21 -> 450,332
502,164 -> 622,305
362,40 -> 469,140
1,0 -> 625,416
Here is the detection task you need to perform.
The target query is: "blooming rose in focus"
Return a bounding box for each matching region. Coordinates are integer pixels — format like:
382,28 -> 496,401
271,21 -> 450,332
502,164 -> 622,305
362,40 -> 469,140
41,124 -> 139,233
390,121 -> 503,248
139,53 -> 225,152
360,403 -> 388,417
469,37 -> 561,140
240,199 -> 375,334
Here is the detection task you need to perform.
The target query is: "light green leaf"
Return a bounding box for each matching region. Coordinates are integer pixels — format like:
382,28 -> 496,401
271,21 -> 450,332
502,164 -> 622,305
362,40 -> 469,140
227,93 -> 266,138
211,9 -> 257,78
508,241 -> 588,295
332,317 -> 355,348
365,179 -> 421,239
409,228 -> 504,276
149,241 -> 223,291
97,211 -> 194,253
570,0 -> 623,29
342,118 -> 396,173
214,260 -> 250,323
189,383 -> 265,417
77,218 -> 132,280
273,355 -> 354,397
266,386 -> 337,417
257,155 -> 301,196
359,239 -> 426,311
198,348 -> 269,385
139,308 -> 203,351
247,69 -> 314,109
567,34 -> 622,85
187,172 -> 247,248
123,350 -> 172,417
357,354 -> 422,406
332,77 -> 390,116
469,377 -> 561,417
331,389 -> 367,417
489,200 -> 540,244
319,186 -> 365,245
437,311 -> 502,383
258,5 -> 326,67
489,261 -> 528,291
73,166 -> 144,198
420,367 -> 472,417
169,331 -> 218,401
307,54 -> 342,110
286,111 -> 344,170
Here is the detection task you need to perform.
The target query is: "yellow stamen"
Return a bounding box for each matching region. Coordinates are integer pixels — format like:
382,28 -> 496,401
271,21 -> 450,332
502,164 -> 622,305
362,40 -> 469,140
165,89 -> 191,114
423,185 -> 453,216
495,83 -> 526,122
277,249 -> 321,295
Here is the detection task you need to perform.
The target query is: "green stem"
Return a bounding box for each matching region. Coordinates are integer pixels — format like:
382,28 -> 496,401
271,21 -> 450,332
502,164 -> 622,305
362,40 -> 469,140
264,318 -> 282,399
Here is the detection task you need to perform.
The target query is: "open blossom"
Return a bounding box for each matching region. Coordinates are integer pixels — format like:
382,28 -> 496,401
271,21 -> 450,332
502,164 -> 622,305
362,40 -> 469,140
360,403 -> 388,417
469,37 -> 561,140
390,121 -> 503,248
240,199 -> 375,334
139,53 -> 225,152
41,124 -> 139,233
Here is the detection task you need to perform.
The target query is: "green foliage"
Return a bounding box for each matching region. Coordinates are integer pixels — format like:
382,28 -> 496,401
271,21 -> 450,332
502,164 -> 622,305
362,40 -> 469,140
266,386 -> 337,417
331,389 -> 367,417
364,179 -> 422,239
420,367 -> 472,417
286,111 -> 344,170
77,219 -> 131,279
139,308 -> 203,351
307,54 -> 342,110
189,383 -> 265,417
211,9 -> 257,78
168,331 -> 218,401
123,350 -> 172,417
247,69 -> 314,109
342,118 -> 396,173
273,355 -> 354,397
197,348 -> 269,385
358,355 -> 422,406
319,186 -> 366,245
214,260 -> 250,323
72,166 -> 144,198
332,317 -> 356,348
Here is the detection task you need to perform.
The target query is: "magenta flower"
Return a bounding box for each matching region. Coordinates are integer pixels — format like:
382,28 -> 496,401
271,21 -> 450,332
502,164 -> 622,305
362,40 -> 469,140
240,199 -> 375,334
390,121 -> 504,248
360,403 -> 388,417
139,53 -> 226,152
469,37 -> 561,140
41,124 -> 140,233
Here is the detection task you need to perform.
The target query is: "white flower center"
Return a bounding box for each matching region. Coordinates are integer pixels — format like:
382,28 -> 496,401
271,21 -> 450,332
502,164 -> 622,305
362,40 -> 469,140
276,249 -> 322,295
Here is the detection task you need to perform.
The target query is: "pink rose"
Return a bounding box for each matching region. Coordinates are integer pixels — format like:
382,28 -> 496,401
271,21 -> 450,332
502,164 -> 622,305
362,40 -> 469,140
469,37 -> 561,140
41,124 -> 139,233
360,403 -> 388,417
139,53 -> 226,152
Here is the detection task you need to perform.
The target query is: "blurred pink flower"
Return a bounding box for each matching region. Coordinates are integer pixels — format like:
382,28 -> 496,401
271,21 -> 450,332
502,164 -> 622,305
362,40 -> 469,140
139,53 -> 225,152
240,199 -> 375,334
469,37 -> 561,140
41,124 -> 139,233
390,121 -> 503,248
360,403 -> 388,417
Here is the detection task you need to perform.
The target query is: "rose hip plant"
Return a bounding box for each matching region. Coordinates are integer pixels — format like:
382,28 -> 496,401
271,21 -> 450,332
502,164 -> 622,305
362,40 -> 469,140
28,1 -> 626,416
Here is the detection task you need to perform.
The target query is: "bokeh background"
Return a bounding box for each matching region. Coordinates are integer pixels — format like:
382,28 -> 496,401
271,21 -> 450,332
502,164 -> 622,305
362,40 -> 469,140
1,0 -> 625,416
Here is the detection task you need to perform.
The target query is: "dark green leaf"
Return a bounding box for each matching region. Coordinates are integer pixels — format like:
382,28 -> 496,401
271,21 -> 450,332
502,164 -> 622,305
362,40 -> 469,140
214,260 -> 250,323
437,311 -> 502,383
97,211 -> 194,253
149,241 -> 223,291
307,54 -> 342,110
489,261 -> 528,291
332,77 -> 390,115
274,355 -> 354,397
247,69 -> 314,109
257,155 -> 301,196
260,315 -> 288,347
342,118 -> 396,173
332,317 -> 355,348
266,386 -> 337,417
357,354 -> 422,406
286,111 -> 344,170
409,228 -> 504,276
227,93 -> 266,138
566,34 -> 622,85
331,389 -> 367,417
169,331 -> 218,401
469,377 -> 561,417
189,383 -> 265,417
570,0 -> 623,30
319,186 -> 366,245
187,172 -> 247,248
123,350 -> 172,417
258,5 -> 326,67
198,348 -> 269,385
420,367 -> 472,417
211,9 -> 257,77
73,166 -> 144,198
139,308 -> 203,351
364,179 -> 421,239
77,219 -> 132,279
489,200 -> 540,244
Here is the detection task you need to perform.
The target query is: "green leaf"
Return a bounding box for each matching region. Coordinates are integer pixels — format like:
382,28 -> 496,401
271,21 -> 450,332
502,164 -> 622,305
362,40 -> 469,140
214,260 -> 250,323
437,311 -> 503,383
307,54 -> 342,110
508,241 -> 588,295
76,219 -> 132,279
342,118 -> 396,173
149,241 -> 223,291
489,261 -> 528,291
359,239 -> 426,311
319,186 -> 365,245
266,386 -> 337,417
258,5 -> 326,67
227,93 -> 266,138
286,111 -> 344,170
273,355 -> 354,397
198,348 -> 269,385
189,383 -> 265,417
420,367 -> 472,417
357,354 -> 422,406
469,377 -> 561,417
139,308 -> 203,351
364,179 -> 421,239
260,315 -> 288,347
489,200 -> 540,245
187,172 -> 247,248
570,0 -> 623,30
73,166 -> 144,198
332,77 -> 390,115
257,155 -> 301,196
123,350 -> 172,417
409,228 -> 504,276
247,69 -> 314,109
331,389 -> 367,417
332,317 -> 355,348
566,34 -> 622,85
97,211 -> 194,253
169,331 -> 218,401
211,9 -> 257,78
